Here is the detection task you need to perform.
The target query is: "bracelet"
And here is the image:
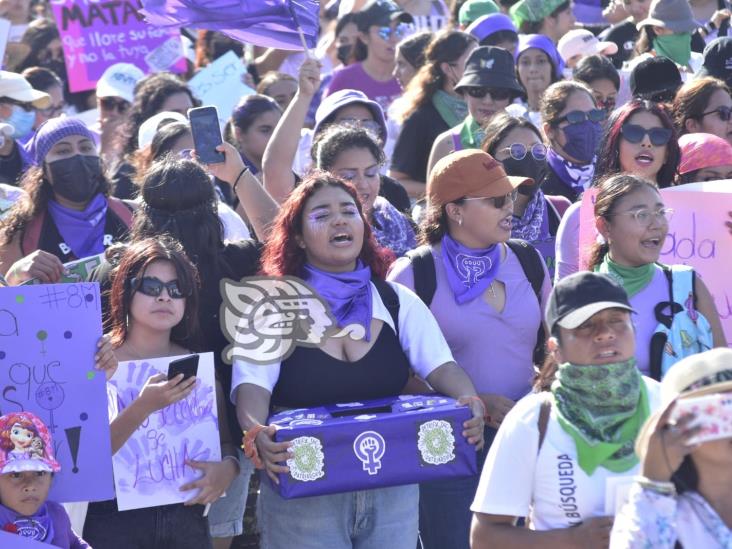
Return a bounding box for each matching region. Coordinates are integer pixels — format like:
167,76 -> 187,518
465,395 -> 490,423
222,454 -> 241,473
232,166 -> 249,194
241,424 -> 267,469
634,475 -> 677,496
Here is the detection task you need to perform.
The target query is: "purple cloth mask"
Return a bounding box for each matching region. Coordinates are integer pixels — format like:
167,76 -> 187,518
441,234 -> 501,304
47,193 -> 107,259
304,261 -> 374,341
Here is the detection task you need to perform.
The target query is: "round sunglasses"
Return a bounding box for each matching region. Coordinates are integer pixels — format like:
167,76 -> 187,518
701,105 -> 732,122
130,276 -> 187,299
464,87 -> 513,101
555,109 -> 605,126
620,124 -> 672,146
500,143 -> 547,161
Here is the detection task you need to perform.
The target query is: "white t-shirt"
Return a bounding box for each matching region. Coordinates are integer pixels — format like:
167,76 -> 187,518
471,377 -> 661,530
230,281 -> 455,401
218,200 -> 251,242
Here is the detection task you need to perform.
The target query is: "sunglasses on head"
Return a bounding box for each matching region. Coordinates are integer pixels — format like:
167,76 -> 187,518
462,189 -> 518,209
130,276 -> 187,299
464,87 -> 513,101
620,124 -> 672,146
702,105 -> 732,122
376,23 -> 412,41
100,97 -> 130,113
502,143 -> 547,161
556,109 -> 605,126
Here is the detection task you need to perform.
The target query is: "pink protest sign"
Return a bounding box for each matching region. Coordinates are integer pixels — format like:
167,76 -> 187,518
578,187 -> 599,270
50,0 -> 186,93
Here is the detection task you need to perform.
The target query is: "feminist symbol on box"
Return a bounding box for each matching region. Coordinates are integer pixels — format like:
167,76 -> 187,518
353,431 -> 386,475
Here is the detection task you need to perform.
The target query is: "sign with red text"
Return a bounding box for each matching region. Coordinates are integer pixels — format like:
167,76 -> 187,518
50,0 -> 186,92
110,352 -> 220,511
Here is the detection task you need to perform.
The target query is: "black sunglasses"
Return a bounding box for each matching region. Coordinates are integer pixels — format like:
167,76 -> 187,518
131,276 -> 187,299
462,189 -> 518,209
702,105 -> 732,122
620,124 -> 673,146
465,87 -> 513,101
100,97 -> 130,113
555,109 -> 605,126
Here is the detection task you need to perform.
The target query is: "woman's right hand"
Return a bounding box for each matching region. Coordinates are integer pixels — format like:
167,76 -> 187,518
7,250 -> 65,284
480,394 -> 515,429
254,425 -> 292,484
568,516 -> 614,549
298,57 -> 322,98
137,373 -> 196,415
637,399 -> 701,482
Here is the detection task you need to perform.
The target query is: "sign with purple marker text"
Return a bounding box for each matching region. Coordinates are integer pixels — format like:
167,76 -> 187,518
110,353 -> 220,511
50,0 -> 186,92
0,283 -> 114,502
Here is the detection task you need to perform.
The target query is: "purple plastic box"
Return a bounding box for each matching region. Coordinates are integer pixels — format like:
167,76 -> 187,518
269,395 -> 477,499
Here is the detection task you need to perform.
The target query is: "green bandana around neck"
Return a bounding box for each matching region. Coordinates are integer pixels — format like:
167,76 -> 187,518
432,90 -> 469,128
552,358 -> 650,475
595,255 -> 656,297
653,32 -> 692,67
458,115 -> 485,149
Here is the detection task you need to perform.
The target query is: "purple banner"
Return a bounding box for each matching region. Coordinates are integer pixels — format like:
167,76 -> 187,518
0,283 -> 114,502
50,0 -> 186,93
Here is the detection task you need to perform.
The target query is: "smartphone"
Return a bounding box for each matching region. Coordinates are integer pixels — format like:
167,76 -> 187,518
188,106 -> 224,164
167,354 -> 199,381
672,393 -> 732,445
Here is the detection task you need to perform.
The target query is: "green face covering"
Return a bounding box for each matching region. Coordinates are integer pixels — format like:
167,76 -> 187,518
653,32 -> 692,67
595,255 -> 656,297
552,358 -> 650,475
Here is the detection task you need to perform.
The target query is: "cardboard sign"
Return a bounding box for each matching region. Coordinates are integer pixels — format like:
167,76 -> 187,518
50,0 -> 186,93
0,283 -> 114,502
110,353 -> 221,511
22,254 -> 104,286
187,51 -> 255,126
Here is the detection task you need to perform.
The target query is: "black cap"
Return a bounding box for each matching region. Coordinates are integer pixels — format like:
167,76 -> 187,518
454,46 -> 524,95
696,37 -> 732,88
357,0 -> 414,31
629,56 -> 682,101
545,272 -> 634,333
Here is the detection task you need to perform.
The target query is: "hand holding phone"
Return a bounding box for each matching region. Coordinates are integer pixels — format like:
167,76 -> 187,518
168,354 -> 199,381
671,393 -> 732,445
188,106 -> 225,164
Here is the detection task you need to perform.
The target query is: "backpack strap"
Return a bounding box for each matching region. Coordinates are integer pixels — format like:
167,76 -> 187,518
106,197 -> 134,228
405,245 -> 437,307
372,278 -> 400,337
507,239 -> 547,365
537,395 -> 551,454
21,210 -> 46,256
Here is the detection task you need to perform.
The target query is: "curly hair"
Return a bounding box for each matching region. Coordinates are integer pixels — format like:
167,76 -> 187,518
312,126 -> 385,170
260,172 -> 391,278
673,77 -> 731,136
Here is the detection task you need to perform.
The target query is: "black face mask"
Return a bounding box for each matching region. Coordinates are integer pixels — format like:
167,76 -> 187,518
336,44 -> 353,65
502,157 -> 547,196
47,155 -> 103,203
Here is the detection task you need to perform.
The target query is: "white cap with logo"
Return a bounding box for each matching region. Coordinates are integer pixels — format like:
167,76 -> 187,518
96,63 -> 145,104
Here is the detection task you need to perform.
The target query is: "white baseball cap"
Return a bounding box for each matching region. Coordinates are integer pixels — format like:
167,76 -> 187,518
138,111 -> 188,149
0,71 -> 50,108
96,63 -> 145,104
558,29 -> 618,64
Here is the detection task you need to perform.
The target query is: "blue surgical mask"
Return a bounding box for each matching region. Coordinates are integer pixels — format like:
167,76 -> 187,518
4,105 -> 36,139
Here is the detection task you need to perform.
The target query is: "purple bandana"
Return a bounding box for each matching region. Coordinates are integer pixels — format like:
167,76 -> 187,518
304,261 -> 374,341
546,148 -> 595,194
441,234 -> 501,304
47,192 -> 107,259
511,190 -> 549,242
0,502 -> 54,541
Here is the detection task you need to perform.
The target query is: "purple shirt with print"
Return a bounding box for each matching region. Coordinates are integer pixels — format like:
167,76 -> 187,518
325,63 -> 402,114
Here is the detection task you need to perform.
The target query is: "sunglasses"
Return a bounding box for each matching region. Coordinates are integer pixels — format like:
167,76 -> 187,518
462,189 -> 518,209
36,104 -> 65,117
100,97 -> 130,114
464,87 -> 513,101
701,105 -> 732,122
620,124 -> 672,146
376,23 -> 412,41
501,143 -> 547,161
555,109 -> 605,126
130,276 -> 187,299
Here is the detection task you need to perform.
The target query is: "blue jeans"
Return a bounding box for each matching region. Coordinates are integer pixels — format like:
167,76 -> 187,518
258,480 -> 419,549
208,449 -> 255,538
418,426 -> 496,549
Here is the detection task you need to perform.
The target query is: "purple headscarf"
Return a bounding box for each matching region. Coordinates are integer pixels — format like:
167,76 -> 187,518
516,34 -> 564,80
25,118 -> 97,166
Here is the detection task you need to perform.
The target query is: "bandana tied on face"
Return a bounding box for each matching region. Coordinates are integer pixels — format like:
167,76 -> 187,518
304,261 -> 374,341
511,189 -> 548,242
552,358 -> 650,475
441,234 -> 501,304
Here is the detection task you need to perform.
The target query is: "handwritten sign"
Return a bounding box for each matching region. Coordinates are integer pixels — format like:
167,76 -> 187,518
50,0 -> 186,93
187,50 -> 255,126
22,254 -> 104,286
0,283 -> 114,502
110,353 -> 220,511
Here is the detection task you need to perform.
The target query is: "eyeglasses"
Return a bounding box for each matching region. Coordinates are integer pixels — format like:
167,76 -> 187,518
36,104 -> 65,117
501,143 -> 547,161
338,117 -> 382,136
1,99 -> 34,112
555,109 -> 605,126
376,23 -> 412,41
130,276 -> 187,299
610,207 -> 674,227
100,97 -> 130,114
462,189 -> 518,209
464,87 -> 513,101
701,105 -> 732,122
620,124 -> 673,146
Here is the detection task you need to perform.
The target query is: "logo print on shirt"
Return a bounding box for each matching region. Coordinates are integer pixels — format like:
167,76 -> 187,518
456,254 -> 492,286
353,431 -> 386,475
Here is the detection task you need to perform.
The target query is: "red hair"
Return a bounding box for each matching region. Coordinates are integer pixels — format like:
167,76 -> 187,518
0,415 -> 37,452
261,172 -> 392,279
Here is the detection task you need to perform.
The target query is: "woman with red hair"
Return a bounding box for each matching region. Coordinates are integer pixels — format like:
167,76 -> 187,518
232,172 -> 485,549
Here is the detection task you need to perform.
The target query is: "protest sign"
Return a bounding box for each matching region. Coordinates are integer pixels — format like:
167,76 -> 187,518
0,529 -> 58,548
22,254 -> 104,286
110,353 -> 221,511
0,283 -> 114,502
0,18 -> 10,69
578,187 -> 598,271
50,0 -> 186,93
187,50 -> 255,126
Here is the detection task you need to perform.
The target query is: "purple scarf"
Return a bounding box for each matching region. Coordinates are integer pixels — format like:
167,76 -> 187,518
512,190 -> 549,242
441,234 -> 501,304
0,502 -> 54,541
546,148 -> 595,194
304,261 -> 374,341
47,193 -> 107,259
